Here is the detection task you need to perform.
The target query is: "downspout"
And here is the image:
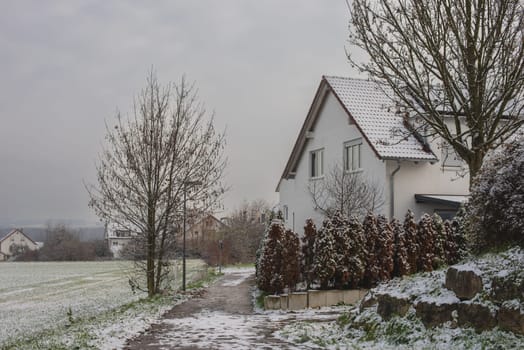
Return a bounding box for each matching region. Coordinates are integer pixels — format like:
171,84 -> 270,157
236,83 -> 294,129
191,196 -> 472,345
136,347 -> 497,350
389,161 -> 401,219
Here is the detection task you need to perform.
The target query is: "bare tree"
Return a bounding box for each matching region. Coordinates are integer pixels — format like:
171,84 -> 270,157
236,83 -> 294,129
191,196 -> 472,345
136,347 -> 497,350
217,199 -> 270,263
349,0 -> 524,184
308,164 -> 384,219
87,71 -> 226,297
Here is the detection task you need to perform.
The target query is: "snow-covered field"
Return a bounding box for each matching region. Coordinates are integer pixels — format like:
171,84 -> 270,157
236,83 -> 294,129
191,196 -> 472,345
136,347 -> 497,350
0,259 -> 206,347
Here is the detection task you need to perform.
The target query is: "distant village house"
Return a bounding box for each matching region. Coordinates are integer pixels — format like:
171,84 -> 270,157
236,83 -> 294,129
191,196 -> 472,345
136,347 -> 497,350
0,229 -> 40,261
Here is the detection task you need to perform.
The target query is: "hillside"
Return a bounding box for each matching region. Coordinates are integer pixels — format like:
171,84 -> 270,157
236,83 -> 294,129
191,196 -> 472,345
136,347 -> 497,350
277,247 -> 524,349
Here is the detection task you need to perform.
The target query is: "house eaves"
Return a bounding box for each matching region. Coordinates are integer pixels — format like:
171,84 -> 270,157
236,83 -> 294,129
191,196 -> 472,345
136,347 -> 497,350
276,79 -> 332,192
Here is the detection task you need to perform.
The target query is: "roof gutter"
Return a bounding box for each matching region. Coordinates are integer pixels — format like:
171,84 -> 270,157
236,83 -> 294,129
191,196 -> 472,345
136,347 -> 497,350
389,161 -> 402,219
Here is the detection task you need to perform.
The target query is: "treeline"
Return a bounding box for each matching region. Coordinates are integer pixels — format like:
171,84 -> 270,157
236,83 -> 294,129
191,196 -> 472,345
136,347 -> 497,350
15,224 -> 112,261
256,210 -> 468,294
183,201 -> 269,266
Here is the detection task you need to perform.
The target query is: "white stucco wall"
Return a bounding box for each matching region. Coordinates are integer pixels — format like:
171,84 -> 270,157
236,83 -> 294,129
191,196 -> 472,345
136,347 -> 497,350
278,91 -> 387,232
386,157 -> 469,220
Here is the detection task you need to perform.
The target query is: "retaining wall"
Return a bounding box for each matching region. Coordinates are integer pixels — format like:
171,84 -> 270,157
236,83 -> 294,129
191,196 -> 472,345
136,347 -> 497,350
264,289 -> 368,310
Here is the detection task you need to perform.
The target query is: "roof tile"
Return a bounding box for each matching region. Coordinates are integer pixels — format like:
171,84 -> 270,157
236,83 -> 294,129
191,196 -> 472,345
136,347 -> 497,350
324,76 -> 437,160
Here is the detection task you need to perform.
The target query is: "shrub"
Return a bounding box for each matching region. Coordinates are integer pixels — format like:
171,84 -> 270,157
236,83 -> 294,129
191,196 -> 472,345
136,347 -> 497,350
391,218 -> 410,277
443,220 -> 459,264
256,221 -> 286,294
363,212 -> 380,286
313,219 -> 337,289
282,229 -> 301,291
301,219 -> 317,289
329,212 -> 353,288
403,210 -> 418,274
376,215 -> 394,281
451,206 -> 469,260
469,136 -> 524,251
417,213 -> 435,272
431,214 -> 446,268
346,216 -> 366,288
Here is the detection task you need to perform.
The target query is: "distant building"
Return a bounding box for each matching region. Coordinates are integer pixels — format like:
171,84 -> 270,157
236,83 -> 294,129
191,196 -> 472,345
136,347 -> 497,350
105,224 -> 135,258
186,214 -> 227,244
0,229 -> 39,261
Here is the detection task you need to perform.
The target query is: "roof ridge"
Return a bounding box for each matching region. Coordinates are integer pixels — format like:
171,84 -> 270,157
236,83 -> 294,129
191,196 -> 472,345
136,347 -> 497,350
323,75 -> 372,82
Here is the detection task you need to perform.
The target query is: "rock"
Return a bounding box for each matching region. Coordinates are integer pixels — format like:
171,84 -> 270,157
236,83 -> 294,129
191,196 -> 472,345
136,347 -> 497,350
457,302 -> 497,332
491,271 -> 524,303
497,303 -> 524,335
377,294 -> 411,321
359,292 -> 377,312
445,266 -> 483,300
415,299 -> 458,328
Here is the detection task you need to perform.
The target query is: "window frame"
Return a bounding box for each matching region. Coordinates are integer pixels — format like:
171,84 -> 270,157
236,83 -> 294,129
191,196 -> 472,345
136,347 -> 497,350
343,138 -> 363,173
310,148 -> 324,179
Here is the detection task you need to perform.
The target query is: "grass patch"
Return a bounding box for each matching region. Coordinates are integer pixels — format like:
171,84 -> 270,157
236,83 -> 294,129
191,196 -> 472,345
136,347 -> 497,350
255,291 -> 268,309
1,263 -> 212,350
337,312 -> 355,327
186,267 -> 222,290
1,294 -> 176,350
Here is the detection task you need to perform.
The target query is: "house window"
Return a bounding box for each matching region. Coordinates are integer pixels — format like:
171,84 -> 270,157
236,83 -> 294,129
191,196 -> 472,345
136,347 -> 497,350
310,149 -> 324,178
112,241 -> 119,246
344,139 -> 362,172
442,142 -> 462,168
283,205 -> 289,221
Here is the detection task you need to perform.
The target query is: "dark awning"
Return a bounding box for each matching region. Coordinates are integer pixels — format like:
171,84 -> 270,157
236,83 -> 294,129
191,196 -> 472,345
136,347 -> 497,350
414,194 -> 469,209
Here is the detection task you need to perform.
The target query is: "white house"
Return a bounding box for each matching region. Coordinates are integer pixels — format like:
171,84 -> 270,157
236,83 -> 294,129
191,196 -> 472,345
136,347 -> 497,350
0,229 -> 39,260
105,224 -> 136,258
277,76 -> 469,231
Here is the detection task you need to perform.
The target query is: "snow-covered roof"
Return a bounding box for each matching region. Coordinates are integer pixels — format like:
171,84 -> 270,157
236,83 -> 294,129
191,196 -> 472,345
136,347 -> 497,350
324,76 -> 437,161
277,76 -> 438,190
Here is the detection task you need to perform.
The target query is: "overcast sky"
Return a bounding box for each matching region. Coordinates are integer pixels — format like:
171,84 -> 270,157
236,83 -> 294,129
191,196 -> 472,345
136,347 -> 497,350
0,1 -> 362,226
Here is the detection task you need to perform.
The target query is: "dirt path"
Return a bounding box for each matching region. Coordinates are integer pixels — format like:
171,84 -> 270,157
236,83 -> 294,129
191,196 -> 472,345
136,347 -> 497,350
123,269 -> 337,350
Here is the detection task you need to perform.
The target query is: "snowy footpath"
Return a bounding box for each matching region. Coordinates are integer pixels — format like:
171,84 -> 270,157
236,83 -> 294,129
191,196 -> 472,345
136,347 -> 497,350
123,268 -> 342,349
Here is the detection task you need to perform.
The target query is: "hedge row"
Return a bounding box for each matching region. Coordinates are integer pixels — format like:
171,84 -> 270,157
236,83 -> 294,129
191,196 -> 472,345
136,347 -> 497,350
256,210 -> 467,294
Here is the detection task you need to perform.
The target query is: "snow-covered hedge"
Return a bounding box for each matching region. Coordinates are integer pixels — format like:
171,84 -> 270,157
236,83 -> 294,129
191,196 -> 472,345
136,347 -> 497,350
469,135 -> 524,251
256,211 -> 467,293
256,220 -> 300,294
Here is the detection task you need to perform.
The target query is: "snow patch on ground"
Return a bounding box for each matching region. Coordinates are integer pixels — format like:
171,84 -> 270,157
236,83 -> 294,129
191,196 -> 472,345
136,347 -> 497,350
153,306 -> 350,350
0,260 -> 207,348
277,247 -> 524,349
221,267 -> 255,287
89,296 -> 187,350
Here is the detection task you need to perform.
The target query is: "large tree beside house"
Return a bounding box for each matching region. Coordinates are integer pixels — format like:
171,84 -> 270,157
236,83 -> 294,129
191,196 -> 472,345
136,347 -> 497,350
87,72 -> 226,297
349,0 -> 524,183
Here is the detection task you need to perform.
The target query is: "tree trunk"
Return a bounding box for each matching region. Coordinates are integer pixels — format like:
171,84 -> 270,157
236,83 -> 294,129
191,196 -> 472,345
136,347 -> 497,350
468,150 -> 486,190
146,228 -> 156,297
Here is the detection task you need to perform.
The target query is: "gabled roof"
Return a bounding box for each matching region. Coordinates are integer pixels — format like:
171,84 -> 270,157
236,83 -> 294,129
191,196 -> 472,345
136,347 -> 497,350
277,76 -> 438,190
188,214 -> 228,230
0,229 -> 38,246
